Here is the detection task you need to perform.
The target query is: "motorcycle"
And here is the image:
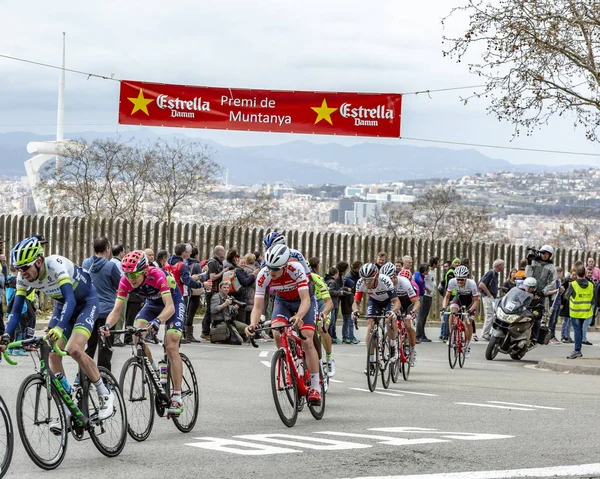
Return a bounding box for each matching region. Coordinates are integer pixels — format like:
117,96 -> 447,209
485,293 -> 535,361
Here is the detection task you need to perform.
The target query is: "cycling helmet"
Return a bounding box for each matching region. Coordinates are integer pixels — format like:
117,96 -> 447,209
454,265 -> 469,278
539,245 -> 554,257
379,262 -> 397,278
399,268 -> 412,280
264,244 -> 290,269
11,237 -> 44,267
121,250 -> 148,273
523,277 -> 537,288
359,263 -> 378,279
263,231 -> 286,249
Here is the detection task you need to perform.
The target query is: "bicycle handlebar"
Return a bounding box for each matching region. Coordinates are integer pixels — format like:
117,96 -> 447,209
2,335 -> 66,364
1,350 -> 16,366
248,324 -> 307,348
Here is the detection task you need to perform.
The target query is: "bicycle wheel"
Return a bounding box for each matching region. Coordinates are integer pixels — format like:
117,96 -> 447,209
0,395 -> 13,479
84,367 -> 127,457
271,349 -> 298,427
308,369 -> 326,421
169,353 -> 199,433
16,374 -> 67,470
458,329 -> 467,368
448,326 -> 458,369
119,356 -> 155,442
380,330 -> 391,389
390,335 -> 401,383
402,334 -> 411,380
366,330 -> 379,392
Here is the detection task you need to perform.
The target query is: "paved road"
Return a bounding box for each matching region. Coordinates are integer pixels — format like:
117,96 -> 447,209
2,327 -> 599,479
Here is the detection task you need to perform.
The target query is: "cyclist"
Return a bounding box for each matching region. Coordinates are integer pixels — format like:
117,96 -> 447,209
381,263 -> 420,365
351,263 -> 400,372
247,245 -> 322,405
0,237 -> 115,421
442,265 -> 479,358
262,232 -> 310,275
311,266 -> 336,377
101,250 -> 186,416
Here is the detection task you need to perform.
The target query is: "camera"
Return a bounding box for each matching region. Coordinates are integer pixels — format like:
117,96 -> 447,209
229,297 -> 247,308
526,247 -> 539,261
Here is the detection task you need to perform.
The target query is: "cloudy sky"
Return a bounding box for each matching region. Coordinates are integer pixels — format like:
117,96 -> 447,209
1,0 -> 598,166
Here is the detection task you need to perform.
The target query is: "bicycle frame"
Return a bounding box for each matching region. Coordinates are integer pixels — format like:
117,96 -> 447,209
396,314 -> 409,363
450,307 -> 469,353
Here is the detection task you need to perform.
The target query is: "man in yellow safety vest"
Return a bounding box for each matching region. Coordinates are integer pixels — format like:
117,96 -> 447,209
566,265 -> 595,359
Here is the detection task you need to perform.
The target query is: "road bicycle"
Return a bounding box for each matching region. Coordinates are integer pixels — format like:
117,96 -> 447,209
447,306 -> 470,369
5,335 -> 127,470
0,356 -> 14,479
250,324 -> 325,427
390,312 -> 412,382
362,315 -> 395,392
110,327 -> 199,441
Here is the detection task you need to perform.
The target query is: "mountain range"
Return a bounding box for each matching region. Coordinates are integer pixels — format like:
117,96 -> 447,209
0,130 -> 587,185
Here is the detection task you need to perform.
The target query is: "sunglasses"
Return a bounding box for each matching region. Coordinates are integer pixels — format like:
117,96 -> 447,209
125,270 -> 145,279
267,266 -> 283,272
456,278 -> 467,282
16,262 -> 35,272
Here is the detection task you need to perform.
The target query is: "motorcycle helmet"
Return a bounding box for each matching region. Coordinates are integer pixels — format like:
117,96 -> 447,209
539,245 -> 554,257
523,277 -> 537,288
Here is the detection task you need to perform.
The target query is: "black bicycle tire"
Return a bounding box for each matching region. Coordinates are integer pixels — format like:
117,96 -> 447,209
366,329 -> 379,392
390,335 -> 401,383
448,326 -> 458,369
119,356 -> 155,442
84,367 -> 128,457
458,329 -> 466,368
0,395 -> 13,479
16,374 -> 67,470
402,334 -> 411,380
170,353 -> 200,433
380,329 -> 391,389
271,349 -> 298,427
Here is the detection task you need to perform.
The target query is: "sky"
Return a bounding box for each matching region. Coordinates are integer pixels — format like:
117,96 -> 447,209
0,0 -> 599,167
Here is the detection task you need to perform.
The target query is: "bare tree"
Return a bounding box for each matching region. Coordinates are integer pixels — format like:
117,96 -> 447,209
443,0 -> 600,141
412,187 -> 459,244
447,205 -> 492,243
194,190 -> 274,228
146,139 -> 220,224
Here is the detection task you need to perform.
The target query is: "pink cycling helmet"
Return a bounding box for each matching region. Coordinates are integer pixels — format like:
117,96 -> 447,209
399,268 -> 412,280
121,250 -> 148,273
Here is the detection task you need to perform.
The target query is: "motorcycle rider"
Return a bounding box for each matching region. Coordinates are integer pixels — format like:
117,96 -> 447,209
501,277 -> 537,313
525,245 -> 557,345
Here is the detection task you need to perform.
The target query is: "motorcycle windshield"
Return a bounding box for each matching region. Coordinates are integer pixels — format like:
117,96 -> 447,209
500,292 -> 531,315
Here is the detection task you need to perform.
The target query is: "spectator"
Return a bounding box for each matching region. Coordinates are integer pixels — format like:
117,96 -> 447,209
413,264 -> 427,298
587,257 -> 600,283
325,266 -> 342,343
111,244 -> 125,273
480,259 -> 505,341
560,267 -> 576,343
202,245 -> 230,340
565,264 -> 594,359
82,237 -> 121,370
501,268 -> 518,296
395,260 -> 403,273
185,246 -> 205,342
417,258 -> 437,342
156,250 -> 168,269
224,249 -> 239,269
230,253 -> 258,323
526,245 -> 557,344
239,254 -> 259,324
547,267 -> 564,344
110,244 -> 126,341
515,259 -> 528,288
145,248 -> 159,268
340,273 -> 357,344
402,255 -> 413,272
210,281 -> 247,343
376,251 -> 387,268
253,251 -> 263,269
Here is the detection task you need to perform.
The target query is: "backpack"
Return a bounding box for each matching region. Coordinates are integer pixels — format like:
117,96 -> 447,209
222,269 -> 243,294
164,261 -> 185,294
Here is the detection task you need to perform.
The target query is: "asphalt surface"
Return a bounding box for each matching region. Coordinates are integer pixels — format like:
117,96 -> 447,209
1,327 -> 599,479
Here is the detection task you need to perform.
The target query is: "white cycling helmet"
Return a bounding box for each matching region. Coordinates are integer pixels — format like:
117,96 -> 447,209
523,277 -> 537,288
359,263 -> 379,279
264,244 -> 290,269
539,245 -> 554,257
454,265 -> 469,278
379,262 -> 397,278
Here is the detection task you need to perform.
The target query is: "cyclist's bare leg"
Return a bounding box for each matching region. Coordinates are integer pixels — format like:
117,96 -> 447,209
300,329 -> 319,375
165,332 -> 182,390
387,316 -> 398,340
465,318 -> 473,342
66,331 -> 102,383
320,328 -> 332,354
49,337 -> 67,377
405,319 -> 416,347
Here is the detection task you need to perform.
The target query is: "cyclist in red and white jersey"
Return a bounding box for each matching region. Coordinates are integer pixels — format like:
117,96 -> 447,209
381,263 -> 420,365
351,263 -> 400,365
248,245 -> 321,405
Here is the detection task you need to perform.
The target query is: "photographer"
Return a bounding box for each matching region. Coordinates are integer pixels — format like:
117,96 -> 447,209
210,281 -> 247,344
525,245 -> 557,345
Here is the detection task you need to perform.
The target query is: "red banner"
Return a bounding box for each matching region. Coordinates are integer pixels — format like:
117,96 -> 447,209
118,80 -> 402,138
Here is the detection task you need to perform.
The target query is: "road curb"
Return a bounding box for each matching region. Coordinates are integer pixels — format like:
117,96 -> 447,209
537,358 -> 600,375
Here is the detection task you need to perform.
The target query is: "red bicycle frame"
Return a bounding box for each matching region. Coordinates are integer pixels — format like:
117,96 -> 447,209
277,326 -> 312,398
450,308 -> 468,354
396,314 -> 410,364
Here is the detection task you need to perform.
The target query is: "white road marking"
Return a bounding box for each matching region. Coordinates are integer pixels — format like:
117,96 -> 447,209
329,378 -> 344,383
487,401 -> 564,410
317,431 -> 448,446
235,434 -> 371,450
260,361 -> 271,368
343,462 -> 600,478
186,437 -> 297,455
386,389 -> 438,397
259,350 -> 269,358
455,402 -> 534,411
370,427 -> 514,441
350,387 -> 404,397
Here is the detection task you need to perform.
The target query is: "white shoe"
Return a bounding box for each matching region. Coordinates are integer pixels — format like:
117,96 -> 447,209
327,358 -> 336,377
98,391 -> 115,421
410,347 -> 416,366
466,347 -> 471,359
390,346 -> 399,363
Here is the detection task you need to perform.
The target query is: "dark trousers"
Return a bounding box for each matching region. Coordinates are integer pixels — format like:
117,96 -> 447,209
186,295 -> 201,329
124,301 -> 143,344
202,293 -> 213,335
86,316 -> 113,371
416,295 -> 432,338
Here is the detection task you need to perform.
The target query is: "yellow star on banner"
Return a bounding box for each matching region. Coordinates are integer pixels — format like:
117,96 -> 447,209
311,99 -> 337,125
128,89 -> 154,116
